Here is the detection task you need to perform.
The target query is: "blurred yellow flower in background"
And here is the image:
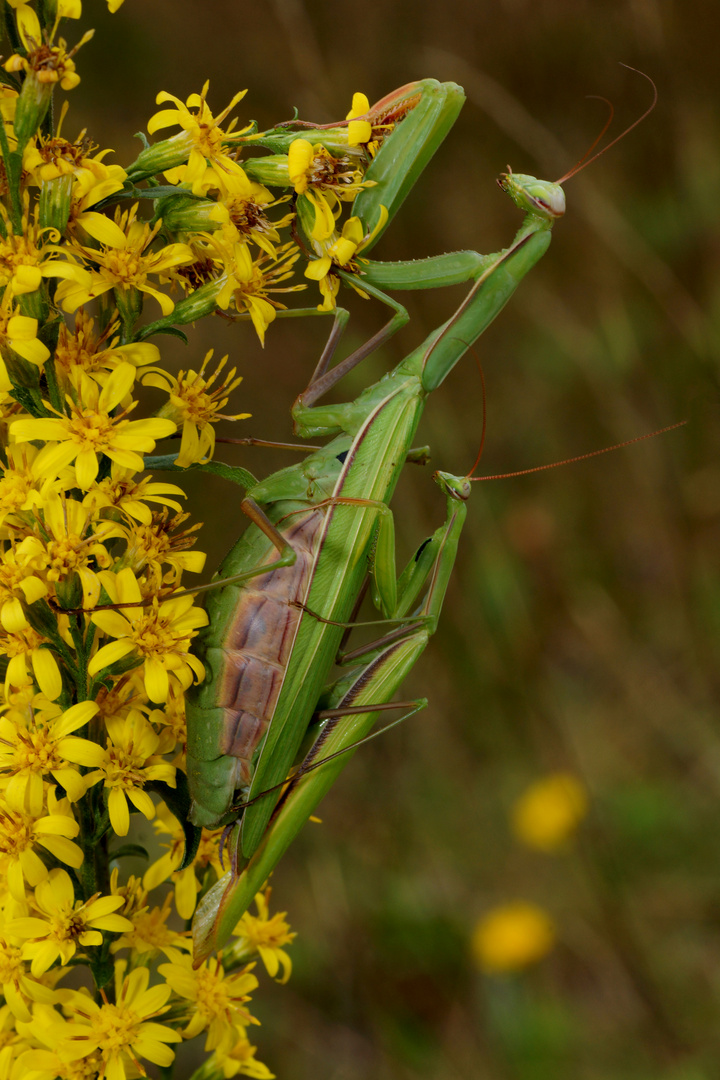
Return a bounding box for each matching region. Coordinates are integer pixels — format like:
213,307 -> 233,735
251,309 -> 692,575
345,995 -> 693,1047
472,901 -> 556,973
511,772 -> 588,852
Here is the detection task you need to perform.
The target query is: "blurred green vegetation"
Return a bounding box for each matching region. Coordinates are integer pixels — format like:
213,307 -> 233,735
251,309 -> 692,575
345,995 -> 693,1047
76,1 -> 720,1076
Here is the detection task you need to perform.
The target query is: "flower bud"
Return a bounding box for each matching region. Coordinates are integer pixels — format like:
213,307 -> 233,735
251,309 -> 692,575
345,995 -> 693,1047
12,69 -> 53,150
127,132 -> 195,179
156,193 -> 229,235
243,155 -> 291,188
114,285 -> 144,334
38,172 -> 73,233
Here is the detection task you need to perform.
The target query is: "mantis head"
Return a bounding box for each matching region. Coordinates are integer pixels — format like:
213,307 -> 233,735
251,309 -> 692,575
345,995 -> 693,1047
497,171 -> 566,219
433,470 -> 472,502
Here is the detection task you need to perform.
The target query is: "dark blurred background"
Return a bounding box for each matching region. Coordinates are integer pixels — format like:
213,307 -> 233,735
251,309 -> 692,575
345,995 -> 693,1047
76,1 -> 720,1076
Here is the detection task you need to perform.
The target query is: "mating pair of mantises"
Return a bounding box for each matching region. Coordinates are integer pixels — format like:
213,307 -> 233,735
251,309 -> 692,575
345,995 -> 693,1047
146,73 -> 657,961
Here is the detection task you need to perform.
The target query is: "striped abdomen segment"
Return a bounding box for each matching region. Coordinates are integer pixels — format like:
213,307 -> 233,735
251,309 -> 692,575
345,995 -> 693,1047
215,508 -> 323,785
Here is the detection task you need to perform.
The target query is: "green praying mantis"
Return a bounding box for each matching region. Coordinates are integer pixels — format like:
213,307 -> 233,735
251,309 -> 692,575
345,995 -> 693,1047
147,73 -> 656,960
183,173 -> 564,961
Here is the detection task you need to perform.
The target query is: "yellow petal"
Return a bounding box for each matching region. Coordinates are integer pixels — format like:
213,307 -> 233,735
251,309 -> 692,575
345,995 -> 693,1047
304,255 -> 332,281
31,647 -> 62,701
29,441 -> 79,481
328,236 -> 357,266
127,788 -> 155,820
1,597 -> 27,633
12,264 -> 43,295
36,867 -> 74,910
174,866 -> 198,920
108,788 -> 130,836
87,638 -> 135,676
348,119 -> 372,146
346,92 -> 370,119
37,834 -> 84,868
19,576 -> 48,604
57,736 -> 106,768
144,655 -> 168,703
78,211 -> 128,247
74,448 -> 99,490
287,139 -> 313,191
98,361 -> 136,413
7,314 -> 38,340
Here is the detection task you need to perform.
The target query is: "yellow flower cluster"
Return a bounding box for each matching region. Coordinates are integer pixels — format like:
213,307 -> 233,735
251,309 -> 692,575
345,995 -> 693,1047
0,1 -> 432,1075
0,0 -> 420,1070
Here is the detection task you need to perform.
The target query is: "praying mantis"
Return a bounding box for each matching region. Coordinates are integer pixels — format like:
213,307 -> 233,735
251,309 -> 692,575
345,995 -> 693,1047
183,169 -> 563,960
170,73 -> 655,959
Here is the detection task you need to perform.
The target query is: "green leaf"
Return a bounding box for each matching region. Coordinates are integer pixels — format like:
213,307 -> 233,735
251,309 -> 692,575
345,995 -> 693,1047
143,455 -> 257,490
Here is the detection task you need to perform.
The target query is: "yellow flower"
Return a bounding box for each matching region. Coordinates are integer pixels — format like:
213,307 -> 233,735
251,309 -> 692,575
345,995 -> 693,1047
0,445 -> 70,530
22,111 -> 124,188
158,954 -> 259,1051
8,868 -> 132,975
143,802 -> 224,920
118,510 -> 205,589
53,203 -> 194,317
0,787 -> 83,901
14,492 -> 123,609
78,709 -> 176,836
304,205 -> 388,310
88,567 -> 207,702
50,966 -> 181,1078
511,773 -> 588,852
0,698 -> 98,809
288,138 -> 369,241
0,931 -> 56,1022
229,889 -> 296,983
4,18 -> 91,93
203,235 -> 302,345
0,545 -> 49,633
110,889 -> 191,962
0,625 -> 63,702
145,82 -> 252,195
0,290 -> 50,368
471,902 -> 556,973
223,175 -> 292,257
0,198 -> 83,298
142,348 -> 250,467
53,309 -> 160,392
211,1033 -> 276,1079
82,462 -> 186,527
10,361 -> 177,490
346,91 -> 372,146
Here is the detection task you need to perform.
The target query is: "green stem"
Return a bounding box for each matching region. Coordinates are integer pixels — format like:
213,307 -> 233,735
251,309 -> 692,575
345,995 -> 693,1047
43,356 -> 64,415
77,794 -> 98,900
0,117 -> 22,233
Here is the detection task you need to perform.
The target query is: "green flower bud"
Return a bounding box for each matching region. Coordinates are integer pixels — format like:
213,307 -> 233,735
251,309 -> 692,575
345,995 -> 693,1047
38,172 -> 73,233
127,131 -> 195,179
156,192 -> 229,235
113,284 -> 144,335
17,287 -> 49,326
251,128 -> 356,157
13,69 -> 53,150
243,154 -> 291,188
